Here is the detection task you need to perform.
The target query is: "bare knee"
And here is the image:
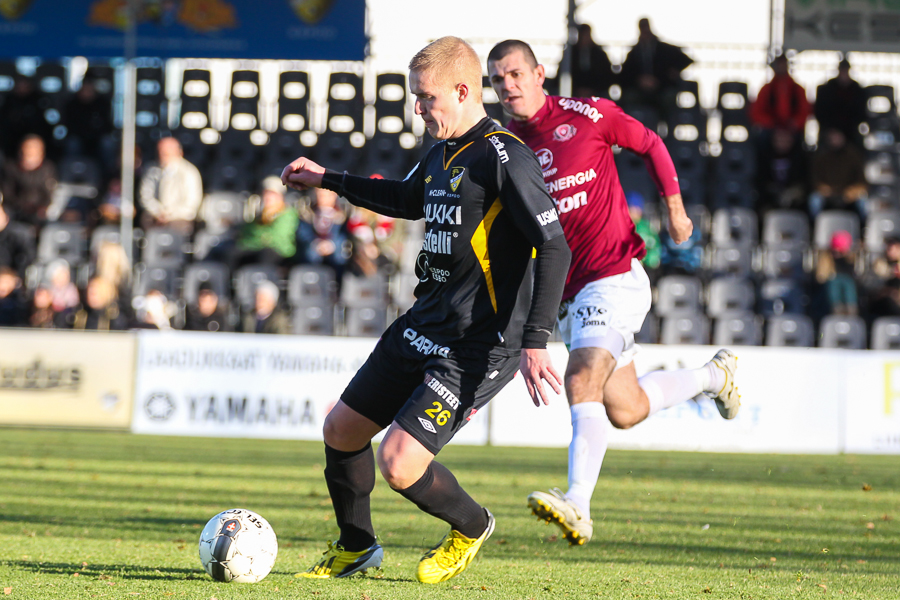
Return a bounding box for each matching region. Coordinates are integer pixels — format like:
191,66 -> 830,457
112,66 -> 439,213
323,411 -> 366,451
376,446 -> 419,490
606,410 -> 639,430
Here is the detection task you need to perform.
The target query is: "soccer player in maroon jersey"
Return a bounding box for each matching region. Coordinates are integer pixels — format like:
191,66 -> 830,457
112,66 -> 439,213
488,40 -> 741,546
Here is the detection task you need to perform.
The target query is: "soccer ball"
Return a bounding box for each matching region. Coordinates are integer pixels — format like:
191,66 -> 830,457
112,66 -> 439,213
198,508 -> 278,583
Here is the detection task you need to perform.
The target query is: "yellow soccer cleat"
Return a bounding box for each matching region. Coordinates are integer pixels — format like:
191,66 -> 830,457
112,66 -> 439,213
528,488 -> 593,546
295,541 -> 383,579
708,348 -> 740,420
416,509 -> 495,584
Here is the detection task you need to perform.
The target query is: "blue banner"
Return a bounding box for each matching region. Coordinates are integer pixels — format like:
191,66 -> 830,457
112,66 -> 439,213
0,0 -> 367,60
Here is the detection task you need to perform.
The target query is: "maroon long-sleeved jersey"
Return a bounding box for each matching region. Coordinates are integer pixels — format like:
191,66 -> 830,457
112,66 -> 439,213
508,96 -> 680,301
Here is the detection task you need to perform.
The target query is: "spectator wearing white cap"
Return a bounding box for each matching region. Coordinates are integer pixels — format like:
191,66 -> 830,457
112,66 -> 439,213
241,279 -> 290,334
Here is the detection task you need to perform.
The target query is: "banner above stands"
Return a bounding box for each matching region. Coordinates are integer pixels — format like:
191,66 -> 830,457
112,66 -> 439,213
784,0 -> 900,53
0,0 -> 367,60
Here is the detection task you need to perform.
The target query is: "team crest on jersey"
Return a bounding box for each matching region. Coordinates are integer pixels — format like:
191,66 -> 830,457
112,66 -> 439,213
536,148 -> 553,171
553,123 -> 577,142
449,167 -> 465,192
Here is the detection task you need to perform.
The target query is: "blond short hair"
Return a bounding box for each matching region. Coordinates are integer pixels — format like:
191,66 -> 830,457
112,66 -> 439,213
409,36 -> 482,102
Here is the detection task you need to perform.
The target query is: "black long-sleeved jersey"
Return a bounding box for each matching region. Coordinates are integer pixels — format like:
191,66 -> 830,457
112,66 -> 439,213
322,116 -> 570,351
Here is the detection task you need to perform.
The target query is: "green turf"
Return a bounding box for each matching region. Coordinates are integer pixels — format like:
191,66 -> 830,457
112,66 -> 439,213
0,428 -> 897,599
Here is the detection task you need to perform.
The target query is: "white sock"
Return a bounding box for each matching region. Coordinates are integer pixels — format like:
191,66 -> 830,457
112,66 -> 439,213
639,368 -> 707,416
566,402 -> 609,520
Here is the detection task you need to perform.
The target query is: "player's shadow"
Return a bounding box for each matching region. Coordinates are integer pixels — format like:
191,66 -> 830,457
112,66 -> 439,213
6,561 -> 205,581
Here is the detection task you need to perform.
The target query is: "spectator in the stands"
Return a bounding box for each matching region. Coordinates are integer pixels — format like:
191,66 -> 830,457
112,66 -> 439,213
659,218 -> 703,276
71,276 -> 129,331
241,280 -> 290,334
815,58 -> 867,149
133,288 -> 175,330
868,278 -> 900,319
1,135 -> 57,227
45,259 -> 80,319
297,187 -> 350,282
139,136 -> 203,235
64,70 -> 115,166
757,127 -> 809,211
233,176 -> 298,268
0,267 -> 28,327
0,74 -> 50,159
749,54 -> 811,135
29,286 -> 66,329
626,192 -> 660,276
809,127 -> 868,219
569,23 -> 614,98
872,237 -> 900,283
0,199 -> 36,279
345,174 -> 403,277
813,230 -> 859,318
185,281 -> 232,333
619,17 -> 693,113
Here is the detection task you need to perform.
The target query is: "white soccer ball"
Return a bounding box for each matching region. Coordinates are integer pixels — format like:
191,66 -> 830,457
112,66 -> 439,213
198,508 -> 278,583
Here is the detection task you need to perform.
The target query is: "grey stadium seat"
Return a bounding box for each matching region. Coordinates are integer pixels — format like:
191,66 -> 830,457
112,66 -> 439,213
143,227 -> 189,268
201,191 -> 246,234
183,262 -> 230,305
293,303 -> 335,336
660,313 -> 709,345
759,278 -> 807,316
864,210 -> 900,253
133,264 -> 179,298
289,265 -> 337,307
711,207 -> 758,246
38,223 -> 87,266
872,317 -> 900,350
345,306 -> 388,337
707,277 -> 755,318
814,210 -> 860,251
818,315 -> 867,349
340,272 -> 388,308
655,275 -> 703,317
760,242 -> 808,280
765,314 -> 815,347
762,210 -> 810,246
709,242 -> 754,278
713,311 -> 762,346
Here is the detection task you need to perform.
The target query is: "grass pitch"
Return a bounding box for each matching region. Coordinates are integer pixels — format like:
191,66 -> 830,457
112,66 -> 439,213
0,429 -> 898,599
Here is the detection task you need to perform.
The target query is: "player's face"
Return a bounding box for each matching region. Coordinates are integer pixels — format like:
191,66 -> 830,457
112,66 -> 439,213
410,69 -> 464,140
488,50 -> 546,121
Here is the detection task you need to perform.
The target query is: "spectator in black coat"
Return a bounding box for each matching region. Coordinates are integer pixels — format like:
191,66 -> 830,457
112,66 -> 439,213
1,135 -> 57,226
0,267 -> 28,327
64,73 -> 115,167
815,59 -> 867,149
619,18 -> 693,113
757,127 -> 809,211
0,200 -> 35,279
185,282 -> 232,332
569,24 -> 614,98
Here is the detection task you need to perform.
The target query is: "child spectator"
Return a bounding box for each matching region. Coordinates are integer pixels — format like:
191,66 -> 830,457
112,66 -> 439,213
72,277 -> 129,331
45,259 -> 80,318
813,230 -> 859,318
29,285 -> 66,329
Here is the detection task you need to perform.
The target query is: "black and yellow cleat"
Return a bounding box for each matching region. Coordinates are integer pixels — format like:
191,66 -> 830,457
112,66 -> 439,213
416,509 -> 495,583
295,541 -> 383,579
527,488 -> 593,546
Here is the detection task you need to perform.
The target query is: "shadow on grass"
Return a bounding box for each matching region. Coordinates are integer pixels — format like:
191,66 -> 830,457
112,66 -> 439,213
4,560 -> 205,580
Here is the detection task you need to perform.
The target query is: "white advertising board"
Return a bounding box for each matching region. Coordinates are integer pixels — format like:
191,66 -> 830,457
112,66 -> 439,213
489,344 -> 844,454
843,352 -> 900,454
131,331 -> 490,445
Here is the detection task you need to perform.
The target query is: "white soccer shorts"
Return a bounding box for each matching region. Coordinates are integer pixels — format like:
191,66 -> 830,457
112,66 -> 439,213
557,258 -> 652,370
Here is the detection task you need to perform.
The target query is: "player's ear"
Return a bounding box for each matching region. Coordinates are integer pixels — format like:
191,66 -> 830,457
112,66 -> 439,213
535,64 -> 546,86
456,83 -> 469,103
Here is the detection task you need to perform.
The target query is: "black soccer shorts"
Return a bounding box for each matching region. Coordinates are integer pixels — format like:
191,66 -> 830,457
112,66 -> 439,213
340,319 -> 521,455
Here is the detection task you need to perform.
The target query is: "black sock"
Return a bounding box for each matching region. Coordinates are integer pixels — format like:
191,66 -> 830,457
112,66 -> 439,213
323,443 -> 377,552
395,461 -> 488,539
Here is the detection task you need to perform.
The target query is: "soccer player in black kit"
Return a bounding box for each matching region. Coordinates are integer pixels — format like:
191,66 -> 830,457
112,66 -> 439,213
282,36 -> 571,583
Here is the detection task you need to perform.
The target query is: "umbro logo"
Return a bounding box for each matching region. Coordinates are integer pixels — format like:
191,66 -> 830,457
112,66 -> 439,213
418,417 -> 437,433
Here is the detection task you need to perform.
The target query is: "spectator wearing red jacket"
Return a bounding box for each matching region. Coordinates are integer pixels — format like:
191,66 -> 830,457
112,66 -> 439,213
749,55 -> 811,134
